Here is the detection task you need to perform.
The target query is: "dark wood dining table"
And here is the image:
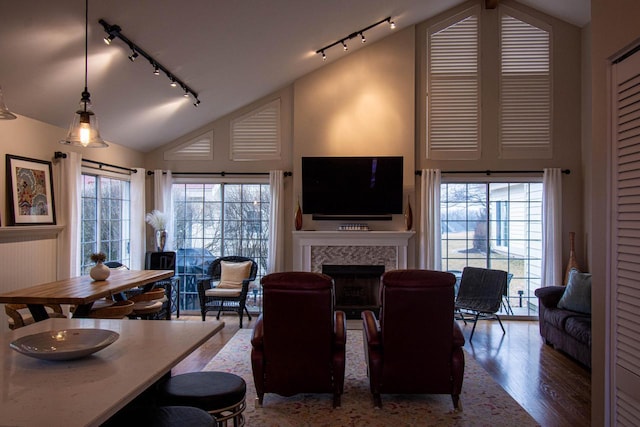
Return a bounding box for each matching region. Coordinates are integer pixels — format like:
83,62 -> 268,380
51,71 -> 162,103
0,269 -> 174,321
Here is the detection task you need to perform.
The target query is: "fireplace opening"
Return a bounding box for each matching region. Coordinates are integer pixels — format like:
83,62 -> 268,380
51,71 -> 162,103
322,264 -> 385,319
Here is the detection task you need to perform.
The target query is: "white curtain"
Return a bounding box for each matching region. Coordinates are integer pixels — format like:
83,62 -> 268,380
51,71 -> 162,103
267,170 -> 284,273
541,168 -> 562,286
153,169 -> 173,250
419,169 -> 442,270
129,168 -> 146,269
57,152 -> 82,279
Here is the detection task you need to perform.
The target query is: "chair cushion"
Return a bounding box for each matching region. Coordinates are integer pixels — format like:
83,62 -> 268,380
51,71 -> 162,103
217,261 -> 252,289
205,288 -> 242,297
160,372 -> 246,411
558,268 -> 591,314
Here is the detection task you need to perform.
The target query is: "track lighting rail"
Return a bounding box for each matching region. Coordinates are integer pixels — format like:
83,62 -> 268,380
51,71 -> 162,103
99,19 -> 200,107
315,16 -> 395,61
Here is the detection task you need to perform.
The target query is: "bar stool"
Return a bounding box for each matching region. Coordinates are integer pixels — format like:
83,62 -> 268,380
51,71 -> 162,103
158,372 -> 246,427
149,406 -> 215,427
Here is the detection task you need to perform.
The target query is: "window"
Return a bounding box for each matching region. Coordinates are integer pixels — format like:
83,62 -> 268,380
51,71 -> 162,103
422,3 -> 553,160
172,181 -> 270,312
230,99 -> 281,161
426,7 -> 480,159
500,7 -> 552,158
80,174 -> 131,274
440,180 -> 542,316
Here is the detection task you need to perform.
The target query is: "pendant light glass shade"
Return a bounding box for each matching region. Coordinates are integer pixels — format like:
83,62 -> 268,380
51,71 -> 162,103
60,96 -> 107,148
59,0 -> 108,148
0,86 -> 17,120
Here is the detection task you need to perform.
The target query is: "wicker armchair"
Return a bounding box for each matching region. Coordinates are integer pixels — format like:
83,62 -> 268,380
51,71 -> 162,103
197,256 -> 257,327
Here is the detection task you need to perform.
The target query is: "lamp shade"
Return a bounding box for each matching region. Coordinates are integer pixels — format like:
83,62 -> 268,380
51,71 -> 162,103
59,100 -> 108,148
0,86 -> 17,120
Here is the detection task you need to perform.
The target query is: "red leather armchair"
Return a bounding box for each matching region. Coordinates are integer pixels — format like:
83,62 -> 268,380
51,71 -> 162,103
250,272 -> 347,408
361,269 -> 465,409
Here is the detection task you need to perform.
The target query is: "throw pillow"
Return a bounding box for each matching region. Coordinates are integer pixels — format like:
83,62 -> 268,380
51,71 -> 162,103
557,268 -> 592,314
217,260 -> 252,289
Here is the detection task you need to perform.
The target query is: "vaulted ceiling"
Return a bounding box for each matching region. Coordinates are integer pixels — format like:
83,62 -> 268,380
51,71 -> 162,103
0,0 -> 590,152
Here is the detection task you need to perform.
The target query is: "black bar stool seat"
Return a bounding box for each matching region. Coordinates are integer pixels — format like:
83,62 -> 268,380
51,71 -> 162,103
159,372 -> 246,427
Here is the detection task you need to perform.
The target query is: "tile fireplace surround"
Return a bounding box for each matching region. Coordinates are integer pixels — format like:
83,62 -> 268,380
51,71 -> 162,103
292,231 -> 415,272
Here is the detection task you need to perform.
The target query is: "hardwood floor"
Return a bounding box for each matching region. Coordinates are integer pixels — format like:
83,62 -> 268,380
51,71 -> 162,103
173,314 -> 591,427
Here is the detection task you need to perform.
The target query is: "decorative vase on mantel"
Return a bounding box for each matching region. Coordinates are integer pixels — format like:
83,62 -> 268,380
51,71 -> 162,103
90,261 -> 111,281
294,198 -> 303,231
564,231 -> 580,285
156,229 -> 167,252
404,196 -> 413,231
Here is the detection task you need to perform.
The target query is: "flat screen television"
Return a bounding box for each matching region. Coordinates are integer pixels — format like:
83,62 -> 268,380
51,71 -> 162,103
302,156 -> 403,220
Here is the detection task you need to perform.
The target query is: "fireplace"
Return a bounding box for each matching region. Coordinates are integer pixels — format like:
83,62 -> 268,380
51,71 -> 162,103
323,264 -> 385,319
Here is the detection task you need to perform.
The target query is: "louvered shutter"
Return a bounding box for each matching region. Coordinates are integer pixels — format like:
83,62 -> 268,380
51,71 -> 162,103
500,9 -> 551,158
612,48 -> 640,425
164,130 -> 213,160
230,99 -> 281,161
426,7 -> 480,159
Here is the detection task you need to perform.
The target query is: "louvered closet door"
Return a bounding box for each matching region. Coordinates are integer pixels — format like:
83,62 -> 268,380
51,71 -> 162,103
612,47 -> 640,426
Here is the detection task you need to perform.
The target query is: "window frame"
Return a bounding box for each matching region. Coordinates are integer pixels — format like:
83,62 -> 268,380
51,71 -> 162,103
171,176 -> 270,313
80,168 -> 132,274
440,175 -> 543,318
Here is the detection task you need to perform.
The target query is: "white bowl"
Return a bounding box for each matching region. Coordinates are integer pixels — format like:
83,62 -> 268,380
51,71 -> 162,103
10,328 -> 119,361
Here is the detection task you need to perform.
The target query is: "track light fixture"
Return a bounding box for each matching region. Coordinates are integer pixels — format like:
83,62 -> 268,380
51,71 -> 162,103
99,18 -> 201,106
315,16 -> 395,61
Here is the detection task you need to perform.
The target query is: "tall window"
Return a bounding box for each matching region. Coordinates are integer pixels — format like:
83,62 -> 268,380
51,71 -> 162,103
172,181 -> 270,312
440,181 -> 542,316
426,6 -> 480,159
80,174 -> 131,274
500,8 -> 552,157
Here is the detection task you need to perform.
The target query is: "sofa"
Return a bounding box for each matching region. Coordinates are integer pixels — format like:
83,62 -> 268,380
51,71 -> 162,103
535,282 -> 591,369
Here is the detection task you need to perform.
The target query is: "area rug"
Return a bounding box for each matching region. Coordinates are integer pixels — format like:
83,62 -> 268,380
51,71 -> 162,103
203,329 -> 539,426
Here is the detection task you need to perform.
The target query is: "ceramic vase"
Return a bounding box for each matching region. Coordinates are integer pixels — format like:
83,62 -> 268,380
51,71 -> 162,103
564,231 -> 579,285
404,196 -> 413,231
294,199 -> 303,231
156,229 -> 167,252
90,261 -> 111,281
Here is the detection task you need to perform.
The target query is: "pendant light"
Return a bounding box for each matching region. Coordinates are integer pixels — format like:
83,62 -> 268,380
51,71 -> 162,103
60,0 -> 107,148
0,86 -> 17,120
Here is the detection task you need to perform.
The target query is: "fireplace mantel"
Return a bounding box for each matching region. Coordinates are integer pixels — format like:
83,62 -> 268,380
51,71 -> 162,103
292,231 -> 415,271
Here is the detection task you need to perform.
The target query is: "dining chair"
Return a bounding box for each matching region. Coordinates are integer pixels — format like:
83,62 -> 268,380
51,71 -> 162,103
127,288 -> 167,320
86,299 -> 135,319
5,303 -> 66,329
145,251 -> 179,319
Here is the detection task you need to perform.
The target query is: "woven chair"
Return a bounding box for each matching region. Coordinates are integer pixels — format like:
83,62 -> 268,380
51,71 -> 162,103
197,256 -> 257,328
455,266 -> 508,341
5,303 -> 66,329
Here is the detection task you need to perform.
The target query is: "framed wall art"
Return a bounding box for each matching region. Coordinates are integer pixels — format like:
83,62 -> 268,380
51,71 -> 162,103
6,155 -> 56,225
